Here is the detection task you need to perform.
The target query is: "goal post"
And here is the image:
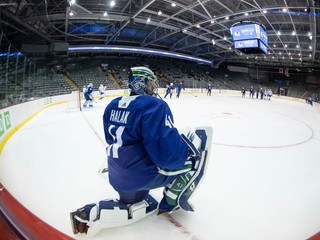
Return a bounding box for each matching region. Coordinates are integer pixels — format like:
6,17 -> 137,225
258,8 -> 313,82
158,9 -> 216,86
279,88 -> 286,96
66,91 -> 81,112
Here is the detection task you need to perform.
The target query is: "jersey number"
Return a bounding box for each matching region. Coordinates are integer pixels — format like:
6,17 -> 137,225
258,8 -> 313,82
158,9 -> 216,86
108,125 -> 125,158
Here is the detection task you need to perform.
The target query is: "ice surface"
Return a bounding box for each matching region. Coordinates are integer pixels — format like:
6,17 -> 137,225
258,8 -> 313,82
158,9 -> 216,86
1,93 -> 320,240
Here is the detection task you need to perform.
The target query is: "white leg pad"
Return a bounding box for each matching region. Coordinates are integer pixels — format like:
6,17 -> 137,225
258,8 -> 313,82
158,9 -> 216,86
89,206 -> 98,221
129,201 -> 149,221
86,196 -> 158,237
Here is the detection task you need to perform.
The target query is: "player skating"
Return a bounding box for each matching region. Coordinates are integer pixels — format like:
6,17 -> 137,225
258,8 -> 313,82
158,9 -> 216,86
99,84 -> 106,99
82,85 -> 87,97
70,66 -> 212,236
83,83 -> 94,107
164,82 -> 174,98
207,83 -> 212,96
241,87 -> 246,98
306,97 -> 313,106
176,82 -> 185,98
249,86 -> 254,98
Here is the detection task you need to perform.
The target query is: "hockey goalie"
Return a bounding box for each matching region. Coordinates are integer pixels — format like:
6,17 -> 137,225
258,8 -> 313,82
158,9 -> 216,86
70,67 -> 212,236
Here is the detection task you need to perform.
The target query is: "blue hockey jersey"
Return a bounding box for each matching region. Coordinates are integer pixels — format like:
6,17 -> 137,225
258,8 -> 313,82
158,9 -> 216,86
103,95 -> 188,192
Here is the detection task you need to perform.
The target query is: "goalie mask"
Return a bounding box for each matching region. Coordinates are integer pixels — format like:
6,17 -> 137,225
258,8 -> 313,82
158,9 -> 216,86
128,67 -> 158,96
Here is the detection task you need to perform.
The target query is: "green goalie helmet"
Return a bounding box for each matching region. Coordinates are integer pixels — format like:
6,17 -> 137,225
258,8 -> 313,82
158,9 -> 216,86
128,67 -> 158,96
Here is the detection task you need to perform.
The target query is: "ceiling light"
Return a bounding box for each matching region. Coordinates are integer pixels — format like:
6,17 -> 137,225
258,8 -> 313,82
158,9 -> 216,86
296,45 -> 299,48
309,54 -> 312,57
103,11 -> 108,16
211,39 -> 216,45
182,29 -> 187,33
171,2 -> 176,7
292,31 -> 296,35
273,44 -> 276,47
147,17 -> 151,23
309,46 -> 312,50
244,12 -> 248,16
308,32 -> 312,36
277,31 -> 281,35
69,11 -> 74,16
225,16 -> 229,20
70,0 -> 76,4
284,44 -> 287,48
158,10 -> 162,15
110,0 -> 115,7
263,10 -> 267,14
282,8 -> 288,12
196,24 -> 200,28
223,36 -> 227,40
309,36 -> 313,40
211,19 -> 214,24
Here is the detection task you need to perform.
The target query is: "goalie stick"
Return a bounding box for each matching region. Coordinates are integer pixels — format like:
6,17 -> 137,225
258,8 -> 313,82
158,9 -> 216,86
187,91 -> 198,97
98,167 -> 108,174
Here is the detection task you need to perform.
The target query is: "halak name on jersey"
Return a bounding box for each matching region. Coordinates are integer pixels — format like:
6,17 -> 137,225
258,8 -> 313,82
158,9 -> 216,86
110,110 -> 130,124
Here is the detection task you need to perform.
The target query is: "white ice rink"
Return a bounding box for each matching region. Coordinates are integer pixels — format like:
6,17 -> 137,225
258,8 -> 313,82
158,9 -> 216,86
1,92 -> 320,240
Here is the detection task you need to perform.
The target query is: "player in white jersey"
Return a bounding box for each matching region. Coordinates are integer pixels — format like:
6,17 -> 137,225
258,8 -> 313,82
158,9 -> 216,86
99,84 -> 106,99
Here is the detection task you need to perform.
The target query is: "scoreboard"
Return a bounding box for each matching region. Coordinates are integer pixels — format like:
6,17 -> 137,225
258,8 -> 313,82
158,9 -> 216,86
230,23 -> 268,54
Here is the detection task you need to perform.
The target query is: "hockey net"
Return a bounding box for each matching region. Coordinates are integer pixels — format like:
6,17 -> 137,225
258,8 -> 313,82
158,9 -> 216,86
66,91 -> 81,112
279,88 -> 286,96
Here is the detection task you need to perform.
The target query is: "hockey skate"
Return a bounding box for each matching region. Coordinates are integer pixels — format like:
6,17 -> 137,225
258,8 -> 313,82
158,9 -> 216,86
70,207 -> 89,234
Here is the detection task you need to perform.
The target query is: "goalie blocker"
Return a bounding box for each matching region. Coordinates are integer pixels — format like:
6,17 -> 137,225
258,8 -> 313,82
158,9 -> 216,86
70,126 -> 212,236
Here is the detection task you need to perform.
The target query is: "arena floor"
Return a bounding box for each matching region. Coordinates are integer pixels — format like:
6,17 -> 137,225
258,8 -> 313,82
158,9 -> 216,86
1,92 -> 320,240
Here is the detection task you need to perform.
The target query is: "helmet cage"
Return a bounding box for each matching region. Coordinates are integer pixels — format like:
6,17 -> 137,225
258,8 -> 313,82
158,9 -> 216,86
128,67 -> 158,96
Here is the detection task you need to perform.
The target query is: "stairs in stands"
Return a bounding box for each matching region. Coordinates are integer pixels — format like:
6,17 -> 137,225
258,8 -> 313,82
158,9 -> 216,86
63,74 -> 79,91
108,73 -> 121,89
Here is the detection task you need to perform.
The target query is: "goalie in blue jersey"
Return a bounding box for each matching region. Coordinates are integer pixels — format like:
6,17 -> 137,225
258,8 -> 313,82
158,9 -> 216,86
70,66 -> 204,236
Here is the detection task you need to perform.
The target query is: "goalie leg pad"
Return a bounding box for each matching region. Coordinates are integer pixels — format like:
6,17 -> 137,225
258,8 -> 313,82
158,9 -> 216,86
177,127 -> 213,211
87,194 -> 158,236
164,171 -> 194,206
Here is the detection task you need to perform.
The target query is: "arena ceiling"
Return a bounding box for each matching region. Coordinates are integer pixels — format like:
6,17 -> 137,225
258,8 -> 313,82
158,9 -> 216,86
0,0 -> 319,69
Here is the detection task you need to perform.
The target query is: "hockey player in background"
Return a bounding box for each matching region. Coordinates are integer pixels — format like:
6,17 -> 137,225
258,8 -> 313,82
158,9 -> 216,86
207,83 -> 212,96
176,82 -> 185,98
164,82 -> 174,98
241,87 -> 246,98
83,83 -> 93,107
249,86 -> 254,98
99,84 -> 106,99
70,67 -> 206,235
82,85 -> 87,99
306,97 -> 313,106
